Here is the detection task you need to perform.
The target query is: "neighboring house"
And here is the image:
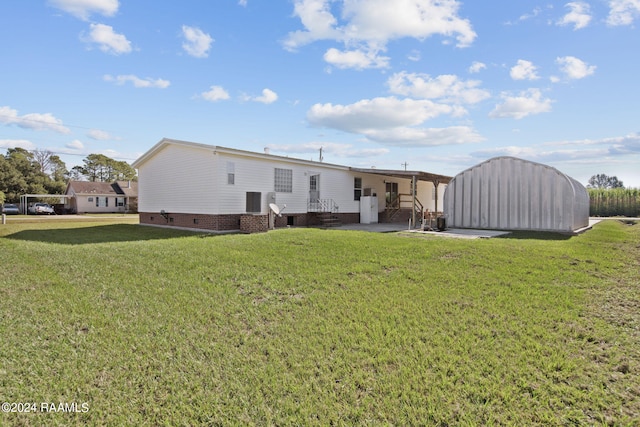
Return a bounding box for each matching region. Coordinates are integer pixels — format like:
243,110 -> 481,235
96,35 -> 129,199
65,180 -> 138,214
443,157 -> 589,233
132,138 -> 451,233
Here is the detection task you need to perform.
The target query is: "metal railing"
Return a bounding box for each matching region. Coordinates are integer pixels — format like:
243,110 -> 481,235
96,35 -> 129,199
386,193 -> 424,225
307,198 -> 339,213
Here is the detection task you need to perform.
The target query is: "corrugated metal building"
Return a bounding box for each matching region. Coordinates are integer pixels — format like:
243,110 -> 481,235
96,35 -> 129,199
443,157 -> 589,232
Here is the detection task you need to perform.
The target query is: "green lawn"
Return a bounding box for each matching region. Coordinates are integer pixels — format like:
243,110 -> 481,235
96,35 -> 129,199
0,219 -> 638,425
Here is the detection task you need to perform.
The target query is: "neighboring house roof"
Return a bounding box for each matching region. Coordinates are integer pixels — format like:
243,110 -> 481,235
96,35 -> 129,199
66,181 -> 138,197
116,180 -> 138,198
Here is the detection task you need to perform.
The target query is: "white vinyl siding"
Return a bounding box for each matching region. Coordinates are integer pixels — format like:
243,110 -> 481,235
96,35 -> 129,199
227,162 -> 235,185
135,139 -> 442,217
137,144 -> 218,214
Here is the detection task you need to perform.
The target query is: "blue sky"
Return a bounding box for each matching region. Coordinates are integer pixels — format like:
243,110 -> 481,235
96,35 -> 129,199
1,0 -> 639,186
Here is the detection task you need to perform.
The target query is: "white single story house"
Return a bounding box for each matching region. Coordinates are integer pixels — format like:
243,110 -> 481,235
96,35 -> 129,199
443,157 -> 590,232
65,180 -> 138,214
132,138 -> 451,233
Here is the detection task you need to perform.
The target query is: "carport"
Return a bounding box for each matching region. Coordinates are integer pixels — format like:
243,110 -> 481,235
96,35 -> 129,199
19,194 -> 72,215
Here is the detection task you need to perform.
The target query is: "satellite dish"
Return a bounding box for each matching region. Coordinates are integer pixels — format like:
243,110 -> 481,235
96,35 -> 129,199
269,203 -> 281,215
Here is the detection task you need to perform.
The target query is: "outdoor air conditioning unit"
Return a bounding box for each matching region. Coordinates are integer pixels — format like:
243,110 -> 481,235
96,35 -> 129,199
363,188 -> 372,196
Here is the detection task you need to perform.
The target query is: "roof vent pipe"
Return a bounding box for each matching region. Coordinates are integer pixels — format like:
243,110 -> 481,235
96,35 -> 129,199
264,147 -> 270,155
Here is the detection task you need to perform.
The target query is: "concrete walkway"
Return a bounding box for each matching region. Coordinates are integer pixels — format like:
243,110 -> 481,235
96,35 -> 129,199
330,217 -> 636,238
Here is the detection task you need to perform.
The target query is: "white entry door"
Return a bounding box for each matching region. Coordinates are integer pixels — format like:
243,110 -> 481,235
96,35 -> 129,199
309,174 -> 320,202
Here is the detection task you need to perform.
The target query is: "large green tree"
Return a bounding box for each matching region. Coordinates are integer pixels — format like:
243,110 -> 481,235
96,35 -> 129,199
0,149 -> 136,202
76,154 -> 136,182
0,148 -> 48,201
588,174 -> 624,189
32,149 -> 68,194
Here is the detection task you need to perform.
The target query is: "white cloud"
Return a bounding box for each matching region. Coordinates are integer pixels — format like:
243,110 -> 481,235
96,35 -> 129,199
469,61 -> 486,73
267,141 -> 390,158
472,134 -> 640,165
556,56 -> 596,79
103,74 -> 170,88
489,89 -> 553,119
607,0 -> 640,25
0,139 -> 36,150
306,96 -> 482,146
244,88 -> 278,104
557,2 -> 592,29
283,0 -> 341,50
514,6 -> 543,23
387,72 -> 490,105
408,50 -> 421,62
87,129 -> 118,140
471,145 -> 607,164
48,0 -> 119,21
323,47 -> 389,70
66,139 -> 85,150
181,25 -> 213,58
364,126 -> 484,146
551,132 -> 640,154
200,86 -> 230,102
238,0 -> 247,6
308,97 -> 453,132
284,0 -> 476,69
83,23 -> 132,55
510,60 -> 539,80
0,106 -> 71,134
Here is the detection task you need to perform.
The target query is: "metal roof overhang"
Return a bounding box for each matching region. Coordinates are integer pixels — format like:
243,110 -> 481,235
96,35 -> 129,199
18,194 -> 73,214
350,168 -> 451,184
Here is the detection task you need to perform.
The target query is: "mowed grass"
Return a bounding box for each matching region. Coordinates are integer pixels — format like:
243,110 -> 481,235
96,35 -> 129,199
0,219 -> 639,426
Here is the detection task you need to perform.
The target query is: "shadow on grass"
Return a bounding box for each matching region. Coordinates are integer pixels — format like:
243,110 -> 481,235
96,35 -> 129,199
4,224 -> 205,245
495,230 -> 573,241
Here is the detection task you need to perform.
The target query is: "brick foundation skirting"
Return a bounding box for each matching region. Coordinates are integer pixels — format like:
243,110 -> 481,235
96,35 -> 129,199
139,211 -> 365,232
240,214 -> 269,233
140,212 -> 242,231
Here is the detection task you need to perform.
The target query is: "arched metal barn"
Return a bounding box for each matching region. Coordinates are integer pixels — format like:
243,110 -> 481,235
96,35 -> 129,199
443,157 -> 589,232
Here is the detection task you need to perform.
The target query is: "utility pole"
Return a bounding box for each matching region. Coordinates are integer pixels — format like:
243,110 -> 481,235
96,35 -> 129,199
402,162 -> 408,171
319,147 -> 323,162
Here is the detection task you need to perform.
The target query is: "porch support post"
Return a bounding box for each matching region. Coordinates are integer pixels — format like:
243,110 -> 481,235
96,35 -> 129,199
411,175 -> 417,228
433,179 -> 440,215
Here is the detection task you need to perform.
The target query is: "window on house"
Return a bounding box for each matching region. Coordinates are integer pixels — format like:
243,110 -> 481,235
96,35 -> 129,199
354,177 -> 362,201
227,162 -> 235,185
116,197 -> 125,207
274,168 -> 292,193
96,197 -> 108,207
246,192 -> 261,213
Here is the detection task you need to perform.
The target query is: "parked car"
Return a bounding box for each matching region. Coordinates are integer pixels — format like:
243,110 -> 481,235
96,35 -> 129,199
1,203 -> 20,215
28,203 -> 55,215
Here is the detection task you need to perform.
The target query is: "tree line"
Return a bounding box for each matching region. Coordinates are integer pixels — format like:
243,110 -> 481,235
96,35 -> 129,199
587,174 -> 639,217
589,188 -> 640,217
0,148 -> 136,204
